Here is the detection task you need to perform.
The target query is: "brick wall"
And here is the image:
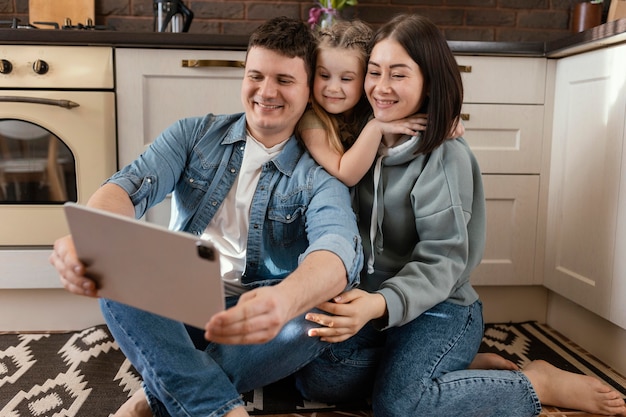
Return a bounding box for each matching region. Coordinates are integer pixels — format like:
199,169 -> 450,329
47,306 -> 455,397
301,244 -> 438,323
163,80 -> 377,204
2,0 -> 615,42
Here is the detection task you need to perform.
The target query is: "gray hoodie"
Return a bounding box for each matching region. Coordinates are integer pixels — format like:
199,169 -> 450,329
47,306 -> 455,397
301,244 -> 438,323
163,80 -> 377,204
354,134 -> 484,329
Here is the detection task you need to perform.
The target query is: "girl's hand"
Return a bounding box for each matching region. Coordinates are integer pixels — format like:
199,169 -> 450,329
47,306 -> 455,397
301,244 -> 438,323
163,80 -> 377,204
370,114 -> 427,137
449,118 -> 465,138
305,288 -> 387,343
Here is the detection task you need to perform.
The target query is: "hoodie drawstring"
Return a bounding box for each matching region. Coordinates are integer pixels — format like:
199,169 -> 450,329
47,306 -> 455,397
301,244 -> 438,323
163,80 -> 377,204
367,153 -> 385,274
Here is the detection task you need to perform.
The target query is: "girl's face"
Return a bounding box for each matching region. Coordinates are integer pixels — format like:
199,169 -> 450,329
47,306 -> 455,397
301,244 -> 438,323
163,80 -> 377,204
313,47 -> 365,116
365,38 -> 426,123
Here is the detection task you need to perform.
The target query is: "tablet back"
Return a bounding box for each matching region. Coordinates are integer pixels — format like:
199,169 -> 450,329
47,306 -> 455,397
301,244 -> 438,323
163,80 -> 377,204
63,202 -> 224,328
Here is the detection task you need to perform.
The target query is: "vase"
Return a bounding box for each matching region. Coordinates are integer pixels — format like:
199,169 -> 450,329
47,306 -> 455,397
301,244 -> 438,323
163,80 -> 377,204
320,11 -> 337,28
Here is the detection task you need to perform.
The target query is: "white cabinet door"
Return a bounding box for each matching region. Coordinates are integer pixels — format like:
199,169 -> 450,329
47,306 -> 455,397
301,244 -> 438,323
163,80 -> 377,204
116,48 -> 246,166
472,175 -> 540,286
611,45 -> 626,329
456,56 -> 546,105
462,103 -> 544,174
115,48 -> 246,226
545,43 -> 626,324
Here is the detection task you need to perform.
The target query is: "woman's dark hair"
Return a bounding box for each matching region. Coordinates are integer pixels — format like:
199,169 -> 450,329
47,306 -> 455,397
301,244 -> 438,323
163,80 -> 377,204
370,14 -> 463,155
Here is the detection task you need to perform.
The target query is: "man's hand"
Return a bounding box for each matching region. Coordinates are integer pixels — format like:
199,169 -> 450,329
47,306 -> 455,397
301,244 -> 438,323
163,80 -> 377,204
305,289 -> 387,343
49,235 -> 98,297
204,285 -> 291,344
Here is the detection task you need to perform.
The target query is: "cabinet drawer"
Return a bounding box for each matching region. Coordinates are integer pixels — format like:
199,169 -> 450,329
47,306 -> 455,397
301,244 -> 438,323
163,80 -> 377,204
472,174 -> 539,286
462,103 -> 544,174
456,56 -> 546,104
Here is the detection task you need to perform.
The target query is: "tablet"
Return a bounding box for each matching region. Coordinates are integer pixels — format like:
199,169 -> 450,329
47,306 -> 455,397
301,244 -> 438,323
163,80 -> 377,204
63,202 -> 225,328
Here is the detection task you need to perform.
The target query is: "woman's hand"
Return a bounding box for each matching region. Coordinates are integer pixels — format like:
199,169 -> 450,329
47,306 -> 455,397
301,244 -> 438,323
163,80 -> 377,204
305,288 -> 387,343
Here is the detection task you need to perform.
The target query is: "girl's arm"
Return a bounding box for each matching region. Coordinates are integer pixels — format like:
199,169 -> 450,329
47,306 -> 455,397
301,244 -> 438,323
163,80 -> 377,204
301,116 -> 426,186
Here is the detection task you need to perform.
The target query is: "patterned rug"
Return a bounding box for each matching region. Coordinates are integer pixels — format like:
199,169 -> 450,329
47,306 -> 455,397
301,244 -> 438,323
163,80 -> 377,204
1,322 -> 625,416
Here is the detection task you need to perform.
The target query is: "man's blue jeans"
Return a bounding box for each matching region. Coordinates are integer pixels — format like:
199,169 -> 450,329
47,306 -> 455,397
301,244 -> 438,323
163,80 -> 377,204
100,298 -> 330,417
294,300 -> 542,417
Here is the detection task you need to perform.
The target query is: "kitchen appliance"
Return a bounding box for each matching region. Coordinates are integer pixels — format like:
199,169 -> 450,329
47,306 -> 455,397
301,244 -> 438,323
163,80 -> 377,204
0,45 -> 116,288
154,0 -> 193,33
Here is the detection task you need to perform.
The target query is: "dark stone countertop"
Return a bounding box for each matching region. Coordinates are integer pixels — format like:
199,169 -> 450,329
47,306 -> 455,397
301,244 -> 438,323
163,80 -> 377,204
0,18 -> 625,58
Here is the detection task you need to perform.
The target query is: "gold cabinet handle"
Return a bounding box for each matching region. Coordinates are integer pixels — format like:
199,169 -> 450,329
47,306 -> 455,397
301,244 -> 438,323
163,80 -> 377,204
182,59 -> 245,68
457,65 -> 472,73
460,113 -> 470,121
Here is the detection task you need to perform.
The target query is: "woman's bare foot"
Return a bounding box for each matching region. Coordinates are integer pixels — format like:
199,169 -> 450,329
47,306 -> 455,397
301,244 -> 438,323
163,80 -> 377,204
113,389 -> 154,417
523,360 -> 626,416
469,352 -> 519,370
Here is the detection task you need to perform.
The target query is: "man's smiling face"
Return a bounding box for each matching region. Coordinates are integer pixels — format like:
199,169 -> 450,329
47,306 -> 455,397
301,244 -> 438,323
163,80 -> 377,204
241,46 -> 311,147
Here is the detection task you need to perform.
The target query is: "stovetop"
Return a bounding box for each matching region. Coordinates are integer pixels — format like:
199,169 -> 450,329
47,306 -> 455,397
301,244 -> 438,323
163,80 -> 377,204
0,17 -> 110,31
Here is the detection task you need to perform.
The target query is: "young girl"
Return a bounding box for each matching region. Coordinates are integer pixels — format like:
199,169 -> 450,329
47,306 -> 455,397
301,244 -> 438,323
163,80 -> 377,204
297,20 -> 426,186
296,14 -> 626,417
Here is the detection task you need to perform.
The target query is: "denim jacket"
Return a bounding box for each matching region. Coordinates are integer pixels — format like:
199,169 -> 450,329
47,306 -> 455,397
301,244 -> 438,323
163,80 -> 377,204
106,113 -> 362,289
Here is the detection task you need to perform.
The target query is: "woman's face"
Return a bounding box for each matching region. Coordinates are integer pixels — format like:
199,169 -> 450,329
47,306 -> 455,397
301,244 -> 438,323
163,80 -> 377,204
313,47 -> 365,116
365,38 -> 425,123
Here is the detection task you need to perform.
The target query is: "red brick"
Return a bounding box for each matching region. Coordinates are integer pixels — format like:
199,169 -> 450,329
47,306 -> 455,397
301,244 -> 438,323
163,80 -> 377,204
191,2 -> 244,19
518,10 -> 569,30
247,3 -> 300,20
466,9 -> 516,26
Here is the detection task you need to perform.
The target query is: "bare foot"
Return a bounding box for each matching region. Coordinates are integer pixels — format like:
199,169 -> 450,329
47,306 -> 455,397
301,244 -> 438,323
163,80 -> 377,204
113,389 -> 154,417
523,360 -> 626,416
469,352 -> 519,370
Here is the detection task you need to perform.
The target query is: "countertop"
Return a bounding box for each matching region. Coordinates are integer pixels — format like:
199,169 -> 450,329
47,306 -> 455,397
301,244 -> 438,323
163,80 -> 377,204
0,18 -> 625,58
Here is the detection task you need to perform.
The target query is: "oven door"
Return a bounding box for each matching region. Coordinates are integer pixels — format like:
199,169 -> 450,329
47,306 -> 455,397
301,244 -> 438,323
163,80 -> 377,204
0,90 -> 116,246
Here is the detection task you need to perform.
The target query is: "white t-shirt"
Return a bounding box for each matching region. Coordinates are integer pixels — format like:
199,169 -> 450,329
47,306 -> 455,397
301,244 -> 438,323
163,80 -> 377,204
201,133 -> 286,296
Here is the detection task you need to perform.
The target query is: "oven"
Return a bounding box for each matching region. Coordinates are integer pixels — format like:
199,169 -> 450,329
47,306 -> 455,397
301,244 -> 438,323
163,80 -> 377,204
0,45 -> 116,287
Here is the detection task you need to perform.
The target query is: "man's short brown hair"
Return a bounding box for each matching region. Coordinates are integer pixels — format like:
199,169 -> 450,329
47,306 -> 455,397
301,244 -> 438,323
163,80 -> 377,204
247,16 -> 317,86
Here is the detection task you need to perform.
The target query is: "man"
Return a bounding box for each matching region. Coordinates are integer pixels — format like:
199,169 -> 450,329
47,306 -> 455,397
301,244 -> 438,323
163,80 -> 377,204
49,16 -> 362,417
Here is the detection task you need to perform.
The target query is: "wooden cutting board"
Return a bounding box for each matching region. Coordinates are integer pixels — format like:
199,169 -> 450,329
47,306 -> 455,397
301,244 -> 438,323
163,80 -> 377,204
29,0 -> 95,29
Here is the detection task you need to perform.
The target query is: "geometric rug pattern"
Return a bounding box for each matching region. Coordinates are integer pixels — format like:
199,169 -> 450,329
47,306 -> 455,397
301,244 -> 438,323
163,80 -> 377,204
1,322 -> 624,416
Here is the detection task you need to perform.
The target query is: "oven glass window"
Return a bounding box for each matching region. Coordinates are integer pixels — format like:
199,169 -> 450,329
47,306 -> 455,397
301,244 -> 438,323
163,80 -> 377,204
0,119 -> 77,203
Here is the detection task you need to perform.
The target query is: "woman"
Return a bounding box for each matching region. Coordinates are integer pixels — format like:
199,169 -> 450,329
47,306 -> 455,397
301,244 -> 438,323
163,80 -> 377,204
295,14 -> 626,417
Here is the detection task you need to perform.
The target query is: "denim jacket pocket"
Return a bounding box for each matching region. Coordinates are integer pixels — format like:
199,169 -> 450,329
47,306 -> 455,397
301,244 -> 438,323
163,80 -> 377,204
267,204 -> 306,247
177,172 -> 209,212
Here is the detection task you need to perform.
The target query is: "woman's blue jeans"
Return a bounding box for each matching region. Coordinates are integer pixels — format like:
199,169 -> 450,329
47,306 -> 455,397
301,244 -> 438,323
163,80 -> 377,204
294,300 -> 542,417
99,298 -> 330,417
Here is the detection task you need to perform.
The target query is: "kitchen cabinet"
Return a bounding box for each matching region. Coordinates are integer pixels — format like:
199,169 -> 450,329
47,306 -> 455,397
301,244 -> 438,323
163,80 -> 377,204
544,42 -> 626,329
116,49 -> 549,285
115,48 -> 246,225
456,56 -> 548,285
